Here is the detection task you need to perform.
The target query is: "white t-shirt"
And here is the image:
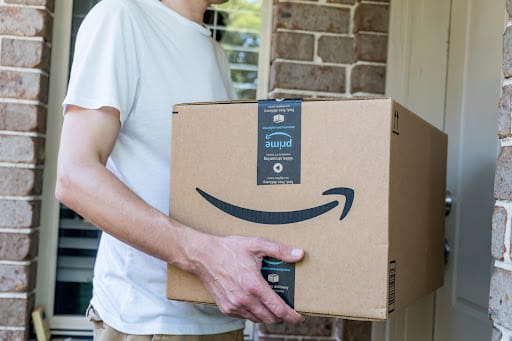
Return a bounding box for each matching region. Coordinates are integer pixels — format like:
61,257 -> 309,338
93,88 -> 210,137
63,0 -> 244,335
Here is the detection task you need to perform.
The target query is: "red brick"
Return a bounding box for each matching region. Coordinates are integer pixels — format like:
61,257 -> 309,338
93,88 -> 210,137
0,200 -> 41,228
0,103 -> 46,133
505,27 -> 512,78
351,64 -> 386,94
492,207 -> 507,261
355,33 -> 388,63
0,329 -> 27,341
0,6 -> 52,40
274,3 -> 350,34
0,263 -> 37,292
0,295 -> 34,326
5,0 -> 55,12
493,327 -> 502,341
271,61 -> 345,93
0,71 -> 48,102
0,167 -> 42,196
337,319 -> 372,340
0,232 -> 38,261
317,36 -> 354,64
260,316 -> 334,336
272,32 -> 314,61
495,147 -> 512,200
354,3 -> 390,33
0,135 -> 45,164
490,267 -> 512,330
499,85 -> 512,138
1,38 -> 50,70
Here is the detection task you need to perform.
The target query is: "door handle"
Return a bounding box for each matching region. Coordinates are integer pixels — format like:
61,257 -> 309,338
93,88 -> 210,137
445,191 -> 453,217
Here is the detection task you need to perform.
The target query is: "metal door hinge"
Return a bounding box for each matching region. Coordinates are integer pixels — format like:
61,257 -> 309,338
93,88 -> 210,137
444,191 -> 453,265
444,239 -> 451,265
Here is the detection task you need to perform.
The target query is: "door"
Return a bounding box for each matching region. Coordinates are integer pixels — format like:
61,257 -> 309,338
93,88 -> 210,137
373,0 -> 503,340
434,0 -> 502,339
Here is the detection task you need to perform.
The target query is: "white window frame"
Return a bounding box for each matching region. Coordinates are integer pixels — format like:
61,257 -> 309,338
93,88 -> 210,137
36,0 -> 272,335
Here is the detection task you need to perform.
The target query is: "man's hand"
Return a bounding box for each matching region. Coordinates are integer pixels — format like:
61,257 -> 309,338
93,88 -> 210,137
186,234 -> 304,324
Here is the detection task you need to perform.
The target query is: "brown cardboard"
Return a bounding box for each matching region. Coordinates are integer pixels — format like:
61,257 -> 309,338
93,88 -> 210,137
167,97 -> 447,320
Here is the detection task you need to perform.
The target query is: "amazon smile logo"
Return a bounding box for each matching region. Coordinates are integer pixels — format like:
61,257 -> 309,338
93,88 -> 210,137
195,187 -> 355,225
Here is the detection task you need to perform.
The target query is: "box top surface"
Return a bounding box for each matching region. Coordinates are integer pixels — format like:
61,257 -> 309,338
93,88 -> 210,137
172,96 -> 392,111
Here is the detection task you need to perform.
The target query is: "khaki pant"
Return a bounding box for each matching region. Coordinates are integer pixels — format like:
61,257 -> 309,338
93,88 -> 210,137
86,305 -> 244,341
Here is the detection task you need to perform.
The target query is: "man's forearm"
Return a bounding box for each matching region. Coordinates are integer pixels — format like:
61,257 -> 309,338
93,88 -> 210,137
55,106 -> 209,272
55,156 -> 205,271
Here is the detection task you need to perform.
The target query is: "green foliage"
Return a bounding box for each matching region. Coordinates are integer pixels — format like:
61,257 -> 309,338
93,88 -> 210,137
215,0 -> 262,40
209,0 -> 262,99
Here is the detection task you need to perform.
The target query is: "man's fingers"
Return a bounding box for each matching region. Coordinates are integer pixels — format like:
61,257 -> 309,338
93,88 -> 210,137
222,289 -> 283,324
252,276 -> 303,324
264,295 -> 302,323
221,275 -> 299,324
221,303 -> 262,324
208,273 -> 282,324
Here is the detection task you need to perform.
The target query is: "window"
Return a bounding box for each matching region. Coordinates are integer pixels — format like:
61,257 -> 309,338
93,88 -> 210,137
53,206 -> 98,316
38,0 -> 268,336
205,0 -> 262,99
51,0 -> 101,319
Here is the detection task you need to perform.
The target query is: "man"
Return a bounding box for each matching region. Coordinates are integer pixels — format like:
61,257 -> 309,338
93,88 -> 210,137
55,0 -> 304,339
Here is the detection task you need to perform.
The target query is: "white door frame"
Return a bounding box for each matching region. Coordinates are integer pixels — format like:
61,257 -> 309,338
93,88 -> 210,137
36,0 -> 94,334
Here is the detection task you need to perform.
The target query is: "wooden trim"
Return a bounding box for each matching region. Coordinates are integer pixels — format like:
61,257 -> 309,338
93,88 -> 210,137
257,0 -> 272,99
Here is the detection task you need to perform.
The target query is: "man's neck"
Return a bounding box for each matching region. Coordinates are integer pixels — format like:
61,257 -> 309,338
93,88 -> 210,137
160,0 -> 208,24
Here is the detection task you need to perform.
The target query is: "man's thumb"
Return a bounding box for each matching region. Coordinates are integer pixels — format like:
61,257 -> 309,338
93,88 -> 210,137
290,247 -> 304,260
261,240 -> 304,263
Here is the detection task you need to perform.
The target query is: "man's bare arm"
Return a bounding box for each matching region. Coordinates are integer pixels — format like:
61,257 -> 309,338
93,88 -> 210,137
55,105 -> 304,324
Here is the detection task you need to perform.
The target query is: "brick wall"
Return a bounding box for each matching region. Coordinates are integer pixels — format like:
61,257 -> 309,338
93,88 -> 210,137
258,0 -> 389,339
0,0 -> 53,340
489,2 -> 512,341
268,0 -> 389,99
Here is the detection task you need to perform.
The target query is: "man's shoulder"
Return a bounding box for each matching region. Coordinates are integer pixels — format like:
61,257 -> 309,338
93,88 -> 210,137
86,0 -> 141,22
79,0 -> 155,38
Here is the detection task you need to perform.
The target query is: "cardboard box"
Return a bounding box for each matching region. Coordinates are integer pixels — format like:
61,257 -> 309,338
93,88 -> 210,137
167,97 -> 447,320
